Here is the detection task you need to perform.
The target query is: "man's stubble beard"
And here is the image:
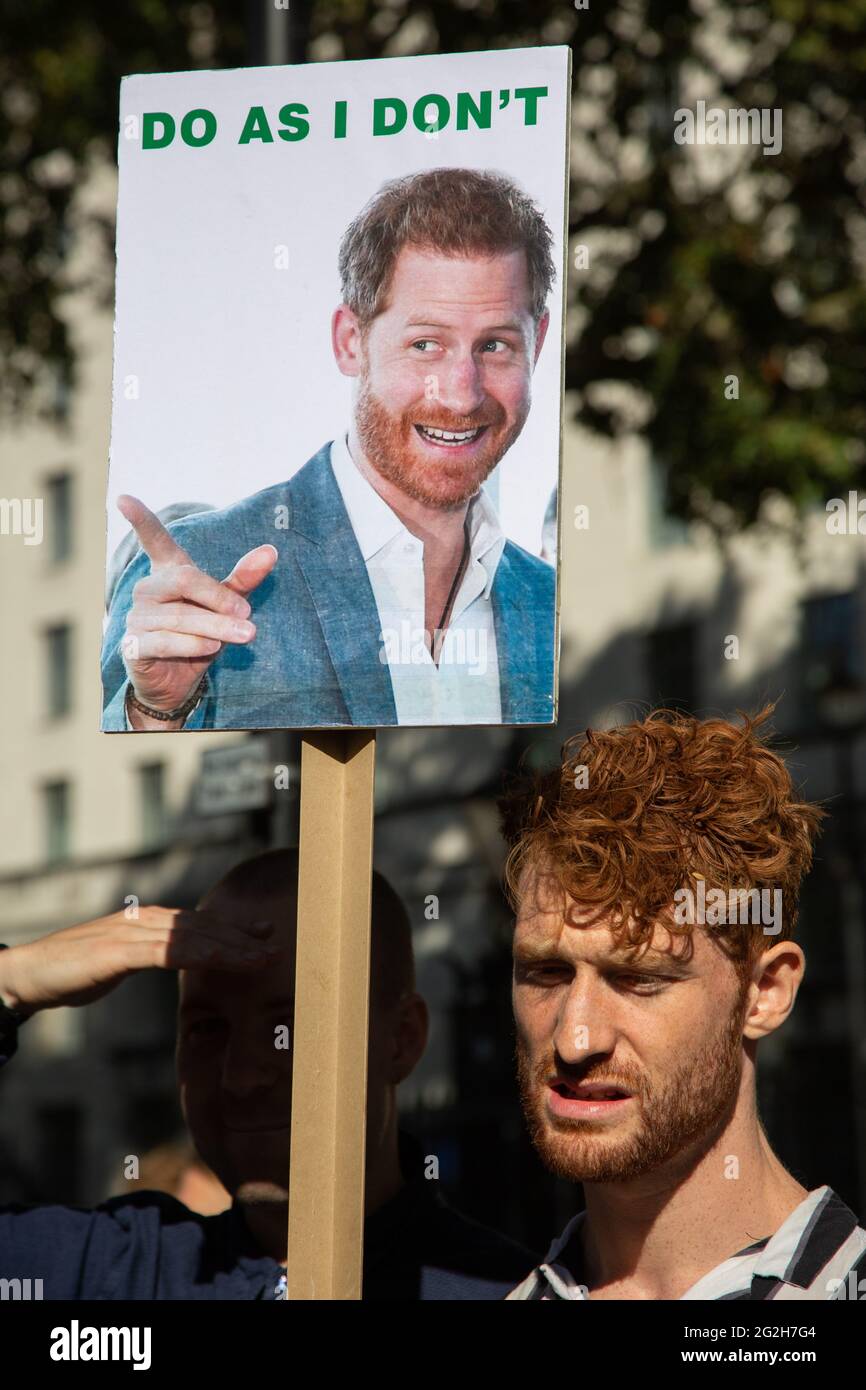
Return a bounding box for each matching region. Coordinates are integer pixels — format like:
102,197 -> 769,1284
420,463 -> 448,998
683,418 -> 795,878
353,362 -> 528,510
516,989 -> 748,1184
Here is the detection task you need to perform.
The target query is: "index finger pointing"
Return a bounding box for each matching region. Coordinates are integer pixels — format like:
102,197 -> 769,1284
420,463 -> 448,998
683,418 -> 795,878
117,494 -> 193,566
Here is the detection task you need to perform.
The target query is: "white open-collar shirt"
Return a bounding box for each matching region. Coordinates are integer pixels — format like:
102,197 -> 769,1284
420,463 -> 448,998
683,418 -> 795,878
329,430 -> 505,725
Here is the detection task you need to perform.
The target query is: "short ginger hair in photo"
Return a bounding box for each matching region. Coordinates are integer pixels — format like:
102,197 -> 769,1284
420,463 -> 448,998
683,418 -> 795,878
338,166 -> 557,333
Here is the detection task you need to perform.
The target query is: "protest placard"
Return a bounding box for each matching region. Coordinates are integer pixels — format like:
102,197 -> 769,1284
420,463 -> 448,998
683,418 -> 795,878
102,45 -> 570,733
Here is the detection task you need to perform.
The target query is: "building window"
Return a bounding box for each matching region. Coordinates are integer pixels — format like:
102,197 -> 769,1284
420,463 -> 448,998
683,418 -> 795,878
45,623 -> 72,718
800,592 -> 858,723
44,781 -> 71,864
46,473 -> 73,564
646,457 -> 689,550
646,621 -> 697,713
139,763 -> 167,849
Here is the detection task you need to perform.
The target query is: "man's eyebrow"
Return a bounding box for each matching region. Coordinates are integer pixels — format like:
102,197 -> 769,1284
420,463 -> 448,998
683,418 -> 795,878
404,320 -> 524,334
512,941 -> 693,974
512,940 -> 566,962
606,953 -> 694,975
179,995 -> 295,1014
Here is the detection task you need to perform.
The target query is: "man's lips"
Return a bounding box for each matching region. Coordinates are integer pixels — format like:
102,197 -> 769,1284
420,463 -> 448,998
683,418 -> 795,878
413,422 -> 490,452
546,1079 -> 635,1120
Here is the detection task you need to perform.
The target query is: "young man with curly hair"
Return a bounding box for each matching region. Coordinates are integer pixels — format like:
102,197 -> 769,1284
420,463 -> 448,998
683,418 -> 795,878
501,706 -> 866,1301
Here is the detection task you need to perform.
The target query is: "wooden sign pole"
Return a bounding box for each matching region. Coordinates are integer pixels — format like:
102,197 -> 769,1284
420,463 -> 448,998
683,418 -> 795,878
286,729 -> 376,1299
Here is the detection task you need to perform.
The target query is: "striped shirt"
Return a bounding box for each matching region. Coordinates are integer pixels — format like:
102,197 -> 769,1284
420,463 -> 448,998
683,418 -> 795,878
507,1186 -> 866,1300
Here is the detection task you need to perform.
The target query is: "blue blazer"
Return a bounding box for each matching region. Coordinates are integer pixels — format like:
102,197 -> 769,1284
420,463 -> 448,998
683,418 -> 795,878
102,443 -> 556,729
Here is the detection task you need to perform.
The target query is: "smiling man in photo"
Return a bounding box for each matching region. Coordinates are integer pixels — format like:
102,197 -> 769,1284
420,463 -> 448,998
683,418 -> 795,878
500,706 -> 866,1301
101,167 -> 558,732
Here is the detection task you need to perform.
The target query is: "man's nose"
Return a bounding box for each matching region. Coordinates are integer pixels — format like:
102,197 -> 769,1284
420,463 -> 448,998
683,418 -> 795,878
221,1038 -> 283,1099
552,976 -> 618,1066
435,351 -> 487,416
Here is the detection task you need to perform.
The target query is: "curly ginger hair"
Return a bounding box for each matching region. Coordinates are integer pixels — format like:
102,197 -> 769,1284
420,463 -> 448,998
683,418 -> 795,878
499,706 -> 825,974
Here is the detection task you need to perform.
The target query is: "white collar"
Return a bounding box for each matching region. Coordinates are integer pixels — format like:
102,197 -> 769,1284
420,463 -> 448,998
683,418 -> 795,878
328,430 -> 506,586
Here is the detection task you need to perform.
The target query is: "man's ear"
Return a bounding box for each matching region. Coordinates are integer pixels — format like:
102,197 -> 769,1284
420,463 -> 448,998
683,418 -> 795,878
390,992 -> 429,1085
741,941 -> 805,1041
532,308 -> 550,366
332,303 -> 364,377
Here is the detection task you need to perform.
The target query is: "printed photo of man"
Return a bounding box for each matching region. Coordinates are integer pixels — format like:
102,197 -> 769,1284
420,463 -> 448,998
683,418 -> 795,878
101,167 -> 558,732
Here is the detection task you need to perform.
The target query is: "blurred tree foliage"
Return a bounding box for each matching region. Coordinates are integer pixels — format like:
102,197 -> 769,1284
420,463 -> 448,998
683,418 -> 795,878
0,1 -> 246,414
3,0 -> 866,528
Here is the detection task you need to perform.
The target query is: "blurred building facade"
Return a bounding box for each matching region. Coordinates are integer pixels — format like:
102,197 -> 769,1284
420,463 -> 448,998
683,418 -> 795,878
1,156 -> 865,1248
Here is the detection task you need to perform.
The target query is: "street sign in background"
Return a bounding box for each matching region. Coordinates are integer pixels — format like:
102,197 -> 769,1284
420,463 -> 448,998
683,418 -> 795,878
194,741 -> 274,817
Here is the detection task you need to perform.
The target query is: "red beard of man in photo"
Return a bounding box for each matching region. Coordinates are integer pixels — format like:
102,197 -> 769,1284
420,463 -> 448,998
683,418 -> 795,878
354,360 -> 526,511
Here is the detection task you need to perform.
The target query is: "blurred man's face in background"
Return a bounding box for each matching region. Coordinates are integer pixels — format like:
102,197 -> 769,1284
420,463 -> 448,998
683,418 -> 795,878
351,244 -> 549,509
512,863 -> 750,1184
175,882 -> 424,1215
176,888 -> 295,1210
